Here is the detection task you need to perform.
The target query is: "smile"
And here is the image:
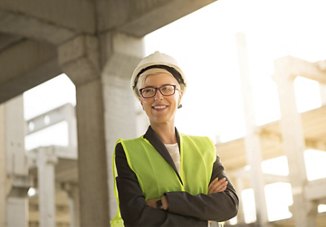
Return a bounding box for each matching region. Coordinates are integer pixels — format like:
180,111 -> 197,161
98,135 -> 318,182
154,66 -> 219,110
152,105 -> 168,110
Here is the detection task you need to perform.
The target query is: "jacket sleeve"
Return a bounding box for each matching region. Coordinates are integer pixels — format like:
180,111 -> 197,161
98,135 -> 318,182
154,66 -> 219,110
165,155 -> 239,222
115,143 -> 208,227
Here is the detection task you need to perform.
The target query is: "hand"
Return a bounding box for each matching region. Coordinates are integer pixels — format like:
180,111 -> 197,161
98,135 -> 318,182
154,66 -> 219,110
146,196 -> 168,210
208,177 -> 228,194
146,198 -> 157,208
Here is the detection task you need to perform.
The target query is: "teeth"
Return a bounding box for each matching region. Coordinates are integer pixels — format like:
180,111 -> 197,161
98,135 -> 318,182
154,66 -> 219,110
153,105 -> 166,109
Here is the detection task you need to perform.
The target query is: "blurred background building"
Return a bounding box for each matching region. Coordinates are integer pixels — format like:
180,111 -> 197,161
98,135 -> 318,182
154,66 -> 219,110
0,0 -> 326,226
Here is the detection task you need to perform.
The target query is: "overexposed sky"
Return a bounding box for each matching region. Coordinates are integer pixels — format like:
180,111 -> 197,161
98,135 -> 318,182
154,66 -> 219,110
144,0 -> 325,141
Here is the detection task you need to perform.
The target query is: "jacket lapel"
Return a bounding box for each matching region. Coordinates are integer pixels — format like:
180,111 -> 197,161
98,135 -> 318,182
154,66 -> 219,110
143,126 -> 180,175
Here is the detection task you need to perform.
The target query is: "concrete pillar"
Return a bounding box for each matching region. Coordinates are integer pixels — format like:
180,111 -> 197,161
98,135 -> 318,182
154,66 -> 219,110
58,32 -> 145,226
235,174 -> 245,224
2,96 -> 30,227
7,196 -> 28,227
236,33 -> 269,226
0,104 -> 6,227
274,57 -> 316,227
62,182 -> 80,227
100,32 -> 145,219
58,34 -> 110,227
37,147 -> 58,227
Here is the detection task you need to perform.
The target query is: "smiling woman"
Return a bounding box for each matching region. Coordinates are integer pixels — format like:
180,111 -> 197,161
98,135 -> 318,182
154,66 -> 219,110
110,51 -> 239,227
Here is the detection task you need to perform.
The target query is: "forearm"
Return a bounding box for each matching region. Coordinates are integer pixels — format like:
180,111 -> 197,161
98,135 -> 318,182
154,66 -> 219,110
164,158 -> 239,222
165,187 -> 238,222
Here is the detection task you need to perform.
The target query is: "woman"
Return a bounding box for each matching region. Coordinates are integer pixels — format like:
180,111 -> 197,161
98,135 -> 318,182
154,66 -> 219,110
111,51 -> 239,227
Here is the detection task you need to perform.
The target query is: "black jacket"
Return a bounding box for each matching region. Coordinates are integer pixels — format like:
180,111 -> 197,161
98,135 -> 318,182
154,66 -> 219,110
115,126 -> 239,227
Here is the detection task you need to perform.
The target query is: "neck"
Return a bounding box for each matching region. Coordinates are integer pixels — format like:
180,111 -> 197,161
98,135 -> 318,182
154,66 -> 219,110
150,123 -> 177,144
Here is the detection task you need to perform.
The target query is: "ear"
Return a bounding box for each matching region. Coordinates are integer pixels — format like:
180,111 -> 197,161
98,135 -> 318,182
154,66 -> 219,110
177,92 -> 183,108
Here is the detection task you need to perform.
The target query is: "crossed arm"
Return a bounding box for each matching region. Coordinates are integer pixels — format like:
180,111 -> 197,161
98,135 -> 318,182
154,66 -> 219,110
146,177 -> 229,209
115,143 -> 239,226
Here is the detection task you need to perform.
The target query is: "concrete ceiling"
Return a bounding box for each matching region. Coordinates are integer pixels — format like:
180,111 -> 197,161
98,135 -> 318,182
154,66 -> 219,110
0,0 -> 215,103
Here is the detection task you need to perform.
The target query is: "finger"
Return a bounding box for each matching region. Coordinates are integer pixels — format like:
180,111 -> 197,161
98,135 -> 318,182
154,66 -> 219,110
209,180 -> 228,193
208,178 -> 219,191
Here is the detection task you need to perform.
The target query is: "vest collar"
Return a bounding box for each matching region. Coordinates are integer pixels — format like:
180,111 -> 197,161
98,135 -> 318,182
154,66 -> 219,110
143,126 -> 181,177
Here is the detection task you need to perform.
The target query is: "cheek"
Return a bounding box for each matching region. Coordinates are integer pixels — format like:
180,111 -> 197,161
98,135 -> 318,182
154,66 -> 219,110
140,99 -> 152,110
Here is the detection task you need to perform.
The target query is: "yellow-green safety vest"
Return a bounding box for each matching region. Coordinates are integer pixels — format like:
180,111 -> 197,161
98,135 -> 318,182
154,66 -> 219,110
110,134 -> 216,227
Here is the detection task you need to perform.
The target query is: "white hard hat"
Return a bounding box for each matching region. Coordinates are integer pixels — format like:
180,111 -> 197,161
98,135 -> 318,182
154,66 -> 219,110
130,51 -> 187,96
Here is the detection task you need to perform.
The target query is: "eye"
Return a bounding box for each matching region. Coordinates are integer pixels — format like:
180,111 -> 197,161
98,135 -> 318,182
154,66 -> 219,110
161,85 -> 174,94
142,87 -> 155,94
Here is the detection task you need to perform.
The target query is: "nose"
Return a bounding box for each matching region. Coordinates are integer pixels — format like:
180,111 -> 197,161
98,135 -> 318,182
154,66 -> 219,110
154,88 -> 163,100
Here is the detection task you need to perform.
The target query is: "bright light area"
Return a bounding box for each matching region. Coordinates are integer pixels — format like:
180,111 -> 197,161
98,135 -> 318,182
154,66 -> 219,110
261,156 -> 289,176
265,183 -> 293,221
25,121 -> 69,150
23,74 -> 76,120
27,187 -> 37,197
241,182 -> 294,222
319,204 -> 326,213
22,0 -> 326,224
261,149 -> 326,181
144,0 -> 326,141
241,189 -> 256,223
24,74 -> 75,150
304,149 -> 326,181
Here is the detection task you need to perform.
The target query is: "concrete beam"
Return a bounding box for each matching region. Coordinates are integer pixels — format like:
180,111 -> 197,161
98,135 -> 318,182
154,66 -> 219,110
0,33 -> 22,51
0,0 -> 95,34
0,39 -> 61,104
58,35 -> 100,86
274,56 -> 326,83
112,0 -> 216,37
0,10 -> 76,45
305,179 -> 326,201
26,104 -> 75,134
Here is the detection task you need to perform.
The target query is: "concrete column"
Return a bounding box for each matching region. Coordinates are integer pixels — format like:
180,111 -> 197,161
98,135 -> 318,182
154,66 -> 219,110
3,96 -> 30,227
58,34 -> 110,227
0,104 -> 6,227
100,32 -> 145,219
274,58 -> 316,227
37,147 -> 58,227
236,33 -> 269,226
235,174 -> 245,224
7,196 -> 28,227
58,32 -> 146,226
62,182 -> 80,227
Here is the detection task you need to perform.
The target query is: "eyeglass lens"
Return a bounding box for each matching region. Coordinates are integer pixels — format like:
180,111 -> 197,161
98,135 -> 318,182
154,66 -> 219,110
140,85 -> 176,98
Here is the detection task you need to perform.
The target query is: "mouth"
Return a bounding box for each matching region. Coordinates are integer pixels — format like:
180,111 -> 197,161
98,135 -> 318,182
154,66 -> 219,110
152,104 -> 168,111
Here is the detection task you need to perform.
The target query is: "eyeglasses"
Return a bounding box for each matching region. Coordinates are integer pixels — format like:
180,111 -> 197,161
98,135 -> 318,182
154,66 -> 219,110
139,84 -> 179,98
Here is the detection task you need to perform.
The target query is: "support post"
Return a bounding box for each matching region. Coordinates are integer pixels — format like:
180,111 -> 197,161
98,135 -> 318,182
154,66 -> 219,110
37,147 -> 58,227
273,57 -> 316,227
58,35 -> 110,227
236,32 -> 269,226
3,96 -> 30,227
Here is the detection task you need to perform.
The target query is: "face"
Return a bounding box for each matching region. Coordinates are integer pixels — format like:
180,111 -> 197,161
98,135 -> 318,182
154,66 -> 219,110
139,72 -> 182,126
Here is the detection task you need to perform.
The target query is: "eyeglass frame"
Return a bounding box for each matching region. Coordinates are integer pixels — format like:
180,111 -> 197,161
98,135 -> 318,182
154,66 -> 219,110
139,84 -> 179,98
